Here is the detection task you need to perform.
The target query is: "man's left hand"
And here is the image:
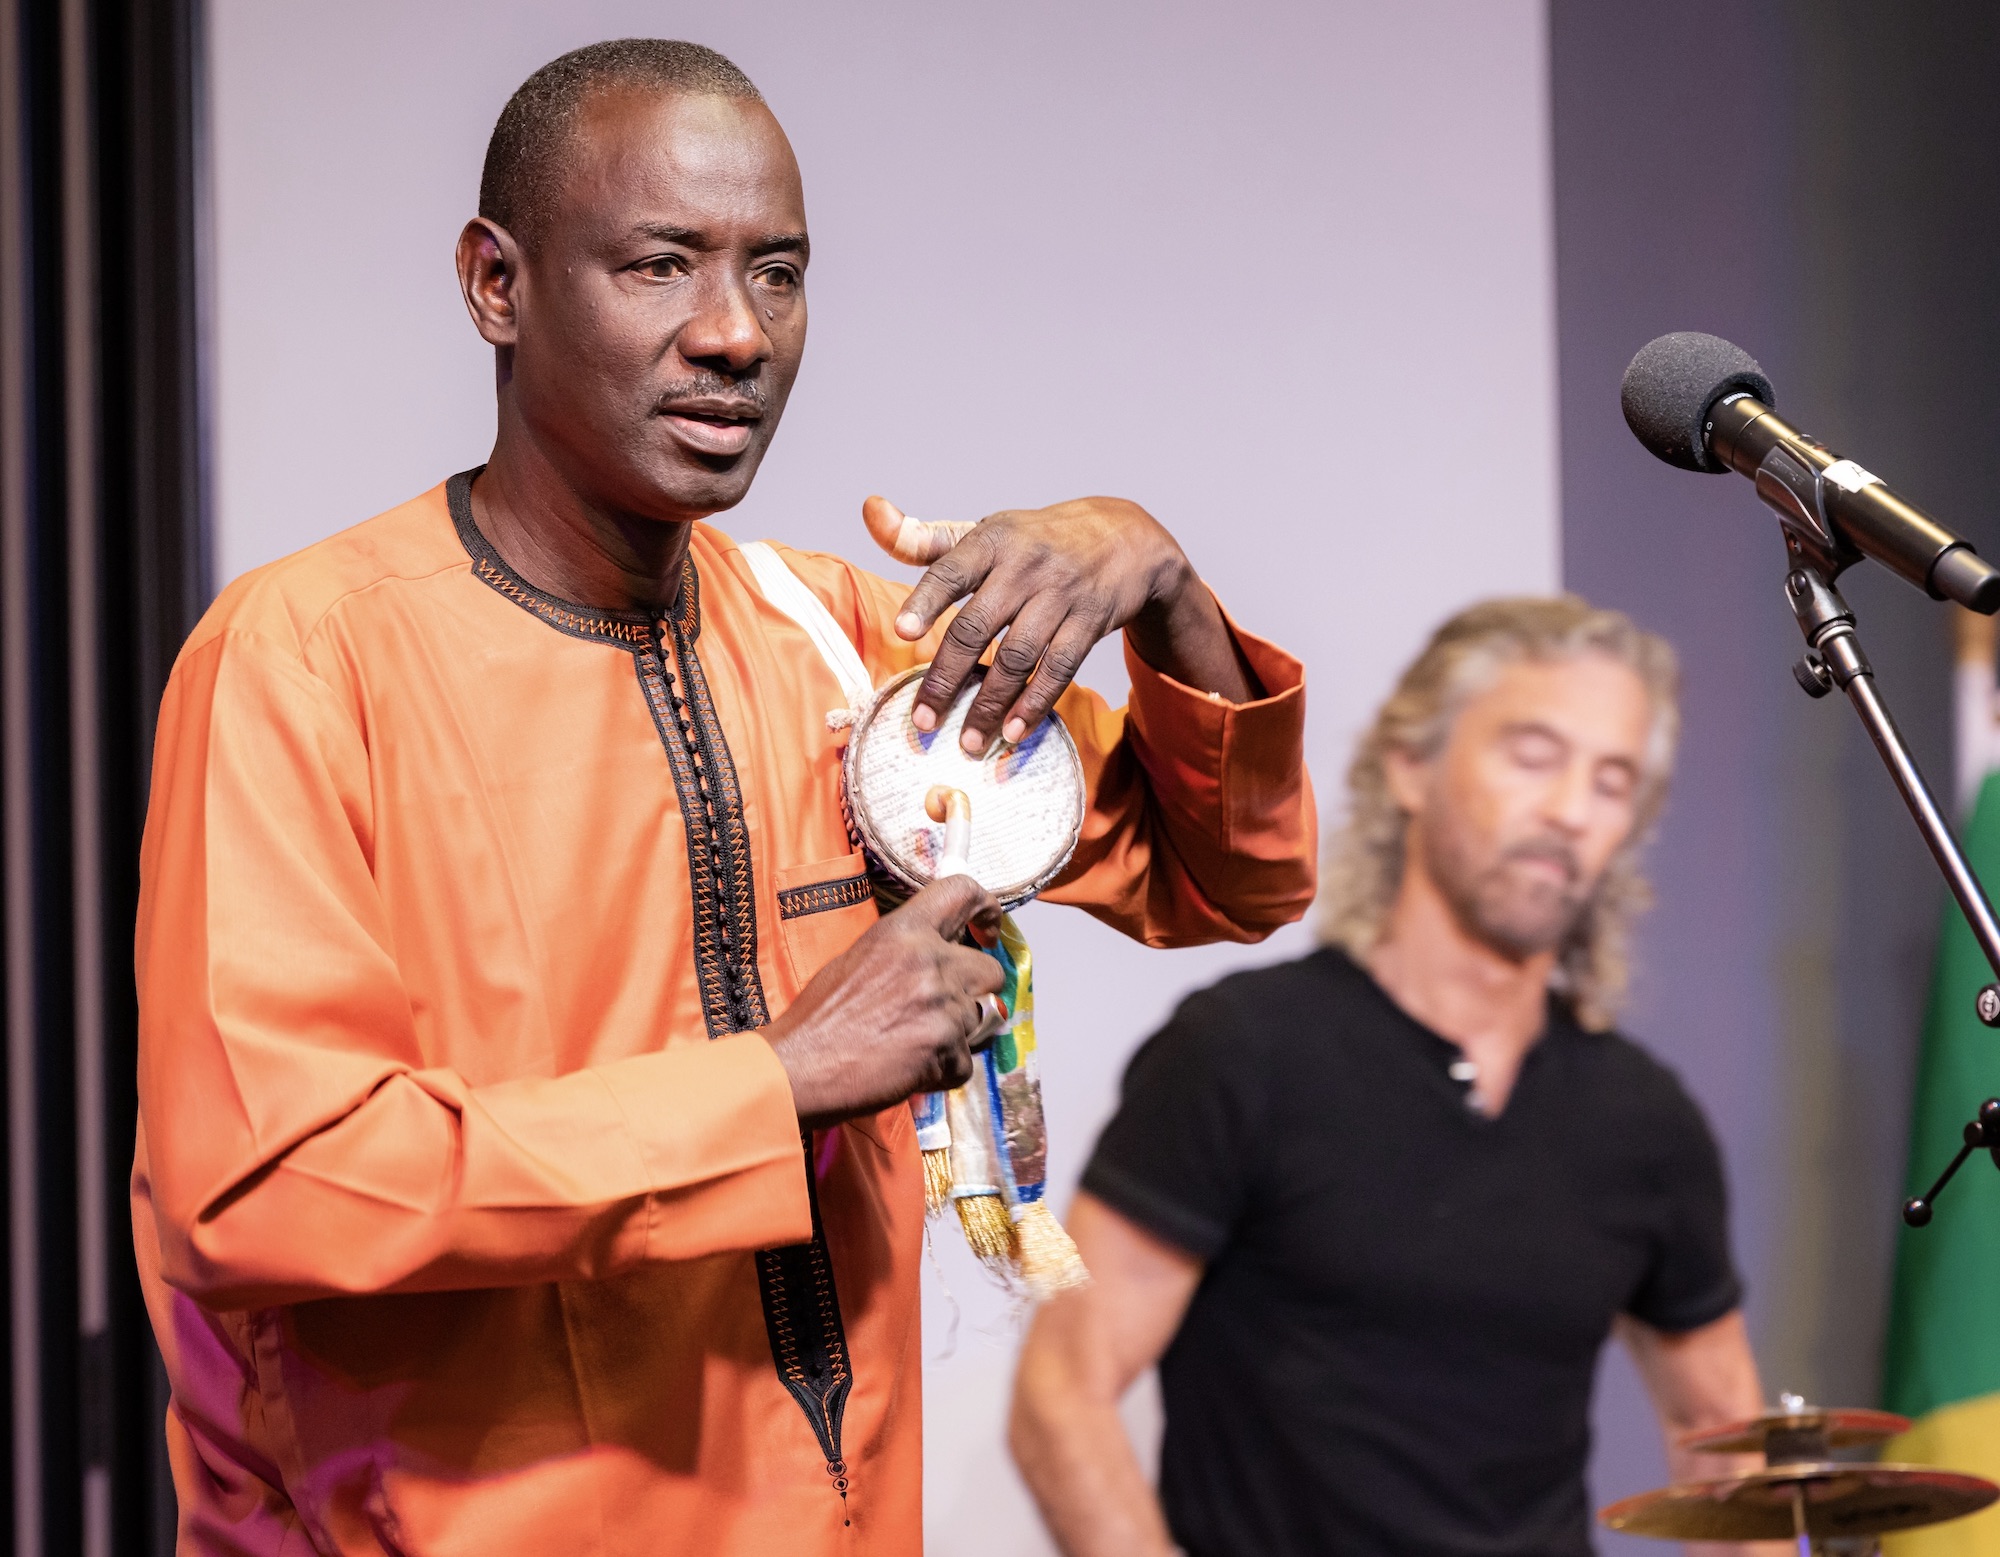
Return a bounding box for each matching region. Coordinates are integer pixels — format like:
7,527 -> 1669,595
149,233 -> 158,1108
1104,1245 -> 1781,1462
863,494 -> 1260,755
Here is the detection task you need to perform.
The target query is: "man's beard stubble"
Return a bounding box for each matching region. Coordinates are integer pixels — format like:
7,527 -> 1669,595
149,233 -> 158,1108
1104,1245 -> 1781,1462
1418,809 -> 1592,964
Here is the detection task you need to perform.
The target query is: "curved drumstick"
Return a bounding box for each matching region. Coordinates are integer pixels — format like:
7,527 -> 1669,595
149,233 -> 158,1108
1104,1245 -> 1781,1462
927,786 -> 1005,1022
864,495 -> 979,566
925,785 -> 974,879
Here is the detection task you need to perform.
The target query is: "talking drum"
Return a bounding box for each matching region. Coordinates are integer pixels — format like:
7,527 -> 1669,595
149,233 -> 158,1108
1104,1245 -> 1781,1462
843,665 -> 1084,908
739,540 -> 1089,1298
846,669 -> 1089,1296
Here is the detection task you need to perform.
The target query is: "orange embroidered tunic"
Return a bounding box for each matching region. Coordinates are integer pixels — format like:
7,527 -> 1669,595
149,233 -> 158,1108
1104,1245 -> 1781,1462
134,473 -> 1315,1555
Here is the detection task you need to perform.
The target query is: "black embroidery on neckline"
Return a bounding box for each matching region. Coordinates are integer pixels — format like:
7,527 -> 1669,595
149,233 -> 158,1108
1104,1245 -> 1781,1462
445,465 -> 854,1494
447,467 -> 667,648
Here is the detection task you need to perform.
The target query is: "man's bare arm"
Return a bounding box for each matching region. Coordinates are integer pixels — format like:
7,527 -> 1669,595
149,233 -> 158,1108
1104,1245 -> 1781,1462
1617,1310 -> 1787,1557
1010,1192 -> 1204,1557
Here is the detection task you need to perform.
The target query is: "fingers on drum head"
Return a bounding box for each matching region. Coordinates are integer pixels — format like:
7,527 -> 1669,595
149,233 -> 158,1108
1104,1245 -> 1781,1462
845,664 -> 1084,909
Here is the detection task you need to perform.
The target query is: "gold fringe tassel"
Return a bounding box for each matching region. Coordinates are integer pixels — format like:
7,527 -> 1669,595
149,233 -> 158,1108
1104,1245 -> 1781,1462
1014,1202 -> 1090,1297
953,1193 -> 1016,1267
922,1148 -> 953,1216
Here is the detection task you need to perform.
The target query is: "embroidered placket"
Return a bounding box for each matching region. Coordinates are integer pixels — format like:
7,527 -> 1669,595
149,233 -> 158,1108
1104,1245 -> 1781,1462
449,471 -> 856,1508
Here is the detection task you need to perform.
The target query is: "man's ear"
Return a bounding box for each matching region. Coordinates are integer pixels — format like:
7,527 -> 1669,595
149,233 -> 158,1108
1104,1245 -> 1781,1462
1382,745 -> 1430,818
456,217 -> 522,348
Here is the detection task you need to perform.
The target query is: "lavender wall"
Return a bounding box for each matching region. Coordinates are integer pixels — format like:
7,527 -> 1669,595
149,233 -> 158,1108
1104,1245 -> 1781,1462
206,4 -> 1560,1553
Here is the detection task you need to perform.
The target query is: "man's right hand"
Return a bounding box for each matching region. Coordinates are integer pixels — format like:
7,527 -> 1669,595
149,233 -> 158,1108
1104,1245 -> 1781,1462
763,874 -> 1006,1127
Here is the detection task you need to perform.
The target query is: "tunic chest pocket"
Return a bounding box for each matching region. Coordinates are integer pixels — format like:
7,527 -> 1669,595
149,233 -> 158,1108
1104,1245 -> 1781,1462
775,851 -> 880,987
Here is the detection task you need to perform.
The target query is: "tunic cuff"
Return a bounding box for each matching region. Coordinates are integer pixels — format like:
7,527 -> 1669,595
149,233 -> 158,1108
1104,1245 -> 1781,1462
1121,596 -> 1307,856
597,1033 -> 812,1261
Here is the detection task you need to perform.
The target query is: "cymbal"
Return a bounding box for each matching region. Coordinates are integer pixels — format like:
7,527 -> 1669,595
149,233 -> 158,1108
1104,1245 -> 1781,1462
1681,1407 -> 1912,1456
1598,1464 -> 1998,1541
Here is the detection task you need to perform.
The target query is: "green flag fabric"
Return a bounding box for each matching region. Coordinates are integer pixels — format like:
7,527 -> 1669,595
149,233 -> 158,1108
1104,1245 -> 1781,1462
1882,770 -> 2000,1554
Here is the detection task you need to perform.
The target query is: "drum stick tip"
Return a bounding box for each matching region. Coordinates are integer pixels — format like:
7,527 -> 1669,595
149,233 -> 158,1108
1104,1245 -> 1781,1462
925,785 -> 969,824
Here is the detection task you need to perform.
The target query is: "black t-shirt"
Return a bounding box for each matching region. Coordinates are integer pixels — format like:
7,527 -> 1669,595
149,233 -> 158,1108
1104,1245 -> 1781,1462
1081,948 -> 1741,1557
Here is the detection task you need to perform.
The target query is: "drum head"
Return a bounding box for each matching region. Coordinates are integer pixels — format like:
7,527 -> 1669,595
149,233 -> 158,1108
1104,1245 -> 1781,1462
844,665 -> 1085,909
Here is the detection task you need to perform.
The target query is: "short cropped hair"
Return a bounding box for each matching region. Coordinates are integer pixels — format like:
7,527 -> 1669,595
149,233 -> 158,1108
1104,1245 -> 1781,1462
1318,595 -> 1680,1031
479,39 -> 762,253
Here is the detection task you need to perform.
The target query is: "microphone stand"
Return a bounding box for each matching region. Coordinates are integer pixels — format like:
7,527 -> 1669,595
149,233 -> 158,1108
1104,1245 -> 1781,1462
1783,565 -> 2000,989
1775,532 -> 2000,1226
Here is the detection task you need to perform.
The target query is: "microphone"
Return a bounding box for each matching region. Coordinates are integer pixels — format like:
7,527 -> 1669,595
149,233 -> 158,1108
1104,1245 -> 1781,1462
1620,331 -> 2000,614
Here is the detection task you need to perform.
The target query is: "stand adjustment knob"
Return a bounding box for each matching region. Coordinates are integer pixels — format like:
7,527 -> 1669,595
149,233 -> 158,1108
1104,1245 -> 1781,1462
1792,650 -> 1834,698
1979,985 -> 2000,1027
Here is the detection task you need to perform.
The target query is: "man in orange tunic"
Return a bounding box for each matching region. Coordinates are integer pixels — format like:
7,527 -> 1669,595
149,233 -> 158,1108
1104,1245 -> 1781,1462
134,39 -> 1314,1556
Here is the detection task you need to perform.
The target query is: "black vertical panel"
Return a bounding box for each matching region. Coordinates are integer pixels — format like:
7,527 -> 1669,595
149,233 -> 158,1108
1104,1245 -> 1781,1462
94,0 -> 209,1545
108,0 -> 209,698
4,0 -> 84,1550
0,0 -> 206,1551
94,0 -> 207,1548
0,2 -> 20,1542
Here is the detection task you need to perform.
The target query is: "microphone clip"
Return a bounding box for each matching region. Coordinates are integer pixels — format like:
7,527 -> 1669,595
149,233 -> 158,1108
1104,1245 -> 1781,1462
1750,430 -> 1862,580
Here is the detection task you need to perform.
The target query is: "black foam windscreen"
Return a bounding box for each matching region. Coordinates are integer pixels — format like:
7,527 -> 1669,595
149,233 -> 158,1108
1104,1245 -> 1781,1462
1619,332 -> 1775,473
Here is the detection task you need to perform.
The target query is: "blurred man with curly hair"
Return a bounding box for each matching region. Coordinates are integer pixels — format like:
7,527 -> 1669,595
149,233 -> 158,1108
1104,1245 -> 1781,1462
1013,595 -> 1769,1557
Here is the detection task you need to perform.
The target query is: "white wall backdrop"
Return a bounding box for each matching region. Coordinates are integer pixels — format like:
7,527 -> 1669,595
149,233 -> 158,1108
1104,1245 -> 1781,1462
206,3 -> 1560,1551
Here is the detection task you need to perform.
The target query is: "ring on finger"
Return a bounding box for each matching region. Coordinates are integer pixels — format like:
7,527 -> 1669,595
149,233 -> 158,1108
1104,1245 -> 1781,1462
970,992 -> 1006,1043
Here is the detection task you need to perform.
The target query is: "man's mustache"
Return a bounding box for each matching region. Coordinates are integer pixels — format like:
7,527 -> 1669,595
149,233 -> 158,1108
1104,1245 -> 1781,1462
656,374 -> 765,411
1499,836 -> 1583,887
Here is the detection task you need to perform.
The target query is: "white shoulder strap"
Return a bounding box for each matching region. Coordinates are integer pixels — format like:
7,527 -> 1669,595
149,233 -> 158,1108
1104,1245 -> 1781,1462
740,540 -> 875,710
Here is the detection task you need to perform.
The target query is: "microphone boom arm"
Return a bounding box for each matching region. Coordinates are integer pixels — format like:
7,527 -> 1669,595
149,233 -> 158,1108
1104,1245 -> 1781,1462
1783,565 -> 2000,1003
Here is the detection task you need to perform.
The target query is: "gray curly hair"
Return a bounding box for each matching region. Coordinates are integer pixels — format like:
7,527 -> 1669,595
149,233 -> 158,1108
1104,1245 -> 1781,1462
1319,595 -> 1679,1031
